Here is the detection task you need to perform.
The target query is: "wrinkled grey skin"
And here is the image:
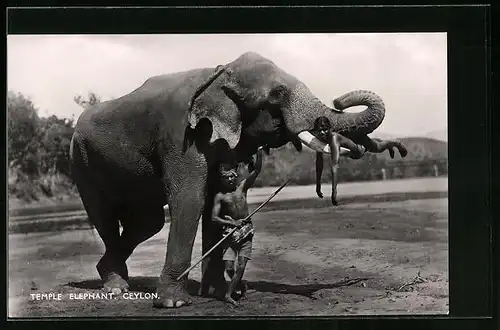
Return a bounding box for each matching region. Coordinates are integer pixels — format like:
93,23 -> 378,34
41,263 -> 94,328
69,52 -> 387,308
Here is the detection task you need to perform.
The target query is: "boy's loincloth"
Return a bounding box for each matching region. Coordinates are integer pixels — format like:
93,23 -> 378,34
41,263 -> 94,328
222,222 -> 254,260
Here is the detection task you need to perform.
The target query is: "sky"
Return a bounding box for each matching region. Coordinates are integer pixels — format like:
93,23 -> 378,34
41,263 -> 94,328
7,33 -> 447,139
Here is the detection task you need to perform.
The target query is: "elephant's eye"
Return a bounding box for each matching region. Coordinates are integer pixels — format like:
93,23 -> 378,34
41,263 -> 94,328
268,85 -> 287,104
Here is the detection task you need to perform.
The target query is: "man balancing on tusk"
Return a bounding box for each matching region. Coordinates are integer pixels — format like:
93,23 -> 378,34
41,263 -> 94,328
302,116 -> 408,206
308,117 -> 365,206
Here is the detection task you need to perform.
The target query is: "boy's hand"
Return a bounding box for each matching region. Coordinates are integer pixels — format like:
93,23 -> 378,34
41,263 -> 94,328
233,219 -> 244,227
241,218 -> 251,225
224,215 -> 234,221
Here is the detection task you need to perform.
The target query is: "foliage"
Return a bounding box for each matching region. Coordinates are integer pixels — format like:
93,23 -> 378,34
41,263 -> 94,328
8,91 -> 41,176
8,91 -> 102,202
74,92 -> 101,109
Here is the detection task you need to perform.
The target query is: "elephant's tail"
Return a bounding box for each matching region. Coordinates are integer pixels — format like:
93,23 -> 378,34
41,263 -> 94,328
70,132 -> 90,167
69,133 -> 77,180
69,133 -> 96,232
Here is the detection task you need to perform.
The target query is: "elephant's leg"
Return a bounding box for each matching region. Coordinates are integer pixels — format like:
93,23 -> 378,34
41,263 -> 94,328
94,223 -> 130,293
200,195 -> 226,298
76,181 -> 129,292
153,156 -> 207,308
117,205 -> 166,279
71,136 -> 129,291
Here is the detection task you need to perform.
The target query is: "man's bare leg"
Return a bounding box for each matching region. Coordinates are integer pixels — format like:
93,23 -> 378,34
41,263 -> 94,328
357,136 -> 408,158
224,260 -> 239,306
225,256 -> 249,306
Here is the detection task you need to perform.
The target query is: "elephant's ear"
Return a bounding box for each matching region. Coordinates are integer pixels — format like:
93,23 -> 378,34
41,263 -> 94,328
187,65 -> 242,149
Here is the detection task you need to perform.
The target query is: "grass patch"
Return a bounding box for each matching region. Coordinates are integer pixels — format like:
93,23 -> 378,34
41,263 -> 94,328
9,200 -> 84,217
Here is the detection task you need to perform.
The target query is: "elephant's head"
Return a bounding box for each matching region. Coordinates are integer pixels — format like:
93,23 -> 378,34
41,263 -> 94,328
187,52 -> 386,161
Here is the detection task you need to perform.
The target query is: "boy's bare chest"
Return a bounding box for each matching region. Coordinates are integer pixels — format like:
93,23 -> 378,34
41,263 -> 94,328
220,192 -> 248,217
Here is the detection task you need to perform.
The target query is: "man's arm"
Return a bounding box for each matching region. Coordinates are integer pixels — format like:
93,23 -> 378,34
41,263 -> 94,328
211,194 -> 240,227
241,148 -> 263,193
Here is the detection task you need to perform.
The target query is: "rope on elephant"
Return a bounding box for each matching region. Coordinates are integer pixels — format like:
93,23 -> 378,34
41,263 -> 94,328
176,178 -> 292,281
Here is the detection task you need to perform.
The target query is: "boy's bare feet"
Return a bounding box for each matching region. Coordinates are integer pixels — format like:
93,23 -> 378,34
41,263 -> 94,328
224,294 -> 239,306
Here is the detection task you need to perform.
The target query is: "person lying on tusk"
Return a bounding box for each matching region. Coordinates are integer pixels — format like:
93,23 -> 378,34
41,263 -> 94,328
303,116 -> 408,206
308,117 -> 365,206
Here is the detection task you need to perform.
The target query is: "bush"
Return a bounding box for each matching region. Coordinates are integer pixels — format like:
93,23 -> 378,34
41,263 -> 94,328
8,91 -> 41,176
8,90 -> 78,203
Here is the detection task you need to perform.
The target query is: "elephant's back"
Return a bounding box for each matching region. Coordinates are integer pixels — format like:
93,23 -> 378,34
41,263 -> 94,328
127,68 -> 215,98
72,67 -> 216,174
74,67 -> 215,137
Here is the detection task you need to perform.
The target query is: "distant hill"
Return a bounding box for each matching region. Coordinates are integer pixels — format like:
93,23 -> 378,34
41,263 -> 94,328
374,137 -> 448,162
424,129 -> 448,142
372,130 -> 448,143
370,132 -> 402,141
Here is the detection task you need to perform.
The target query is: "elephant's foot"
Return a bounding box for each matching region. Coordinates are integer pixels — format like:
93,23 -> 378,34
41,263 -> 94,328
102,272 -> 129,294
153,277 -> 192,308
97,255 -> 130,294
97,255 -> 129,281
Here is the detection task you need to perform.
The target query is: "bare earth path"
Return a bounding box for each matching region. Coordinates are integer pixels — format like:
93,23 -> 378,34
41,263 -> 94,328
8,178 -> 448,317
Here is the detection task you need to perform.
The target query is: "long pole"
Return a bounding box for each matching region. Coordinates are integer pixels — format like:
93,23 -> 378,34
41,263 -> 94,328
176,178 -> 292,280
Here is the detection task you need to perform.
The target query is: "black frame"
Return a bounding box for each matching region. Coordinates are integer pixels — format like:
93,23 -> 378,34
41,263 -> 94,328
4,5 -> 495,330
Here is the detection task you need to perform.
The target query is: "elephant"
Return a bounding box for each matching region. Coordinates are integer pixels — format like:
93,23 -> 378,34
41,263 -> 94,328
69,52 -> 388,308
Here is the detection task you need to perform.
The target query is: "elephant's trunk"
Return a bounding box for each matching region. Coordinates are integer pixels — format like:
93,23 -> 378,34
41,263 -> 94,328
329,90 -> 386,135
284,84 -> 386,154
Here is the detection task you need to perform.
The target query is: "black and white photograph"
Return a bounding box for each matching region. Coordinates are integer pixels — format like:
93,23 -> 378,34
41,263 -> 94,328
8,33 -> 448,317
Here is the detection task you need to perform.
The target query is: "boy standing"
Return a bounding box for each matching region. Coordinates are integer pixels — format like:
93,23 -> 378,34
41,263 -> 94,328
211,149 -> 263,306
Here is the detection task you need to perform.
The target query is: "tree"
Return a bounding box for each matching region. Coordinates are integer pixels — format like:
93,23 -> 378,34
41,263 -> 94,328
38,115 -> 75,176
8,91 -> 41,176
74,91 -> 102,109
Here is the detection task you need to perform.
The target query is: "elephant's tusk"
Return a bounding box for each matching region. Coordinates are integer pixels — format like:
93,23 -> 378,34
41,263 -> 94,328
331,105 -> 344,113
297,131 -> 350,155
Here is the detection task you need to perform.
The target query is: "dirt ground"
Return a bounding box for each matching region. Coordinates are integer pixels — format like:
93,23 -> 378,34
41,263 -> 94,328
8,195 -> 448,317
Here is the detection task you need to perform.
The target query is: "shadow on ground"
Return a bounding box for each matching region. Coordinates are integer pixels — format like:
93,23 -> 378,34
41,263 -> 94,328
246,279 -> 368,299
67,276 -> 367,300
